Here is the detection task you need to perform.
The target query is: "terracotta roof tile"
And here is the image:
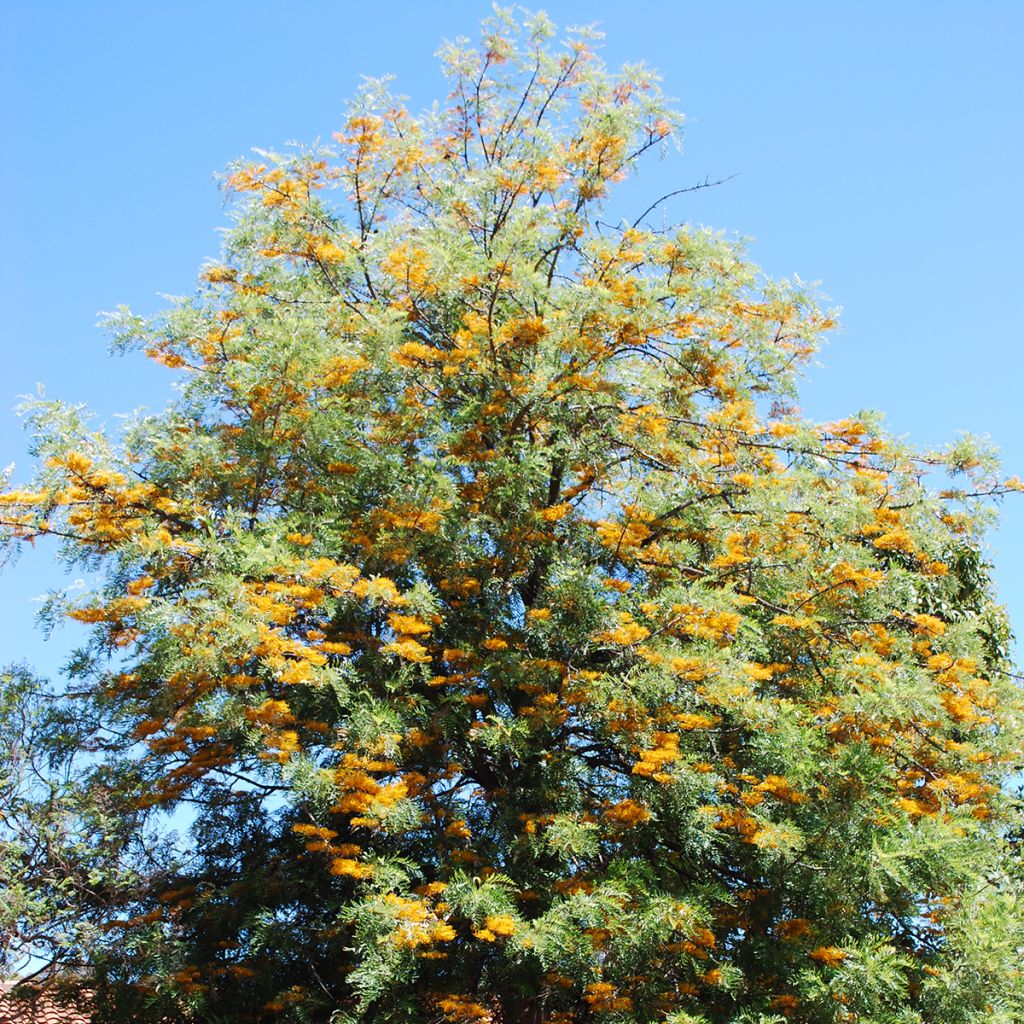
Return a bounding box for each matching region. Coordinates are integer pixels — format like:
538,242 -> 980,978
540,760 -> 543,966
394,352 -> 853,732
0,983 -> 92,1024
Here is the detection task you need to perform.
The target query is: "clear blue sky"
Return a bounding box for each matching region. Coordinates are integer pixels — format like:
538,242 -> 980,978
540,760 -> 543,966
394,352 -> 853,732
2,1 -> 1022,678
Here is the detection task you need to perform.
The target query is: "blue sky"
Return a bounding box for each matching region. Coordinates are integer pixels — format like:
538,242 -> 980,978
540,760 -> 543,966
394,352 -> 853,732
2,1 -> 1022,677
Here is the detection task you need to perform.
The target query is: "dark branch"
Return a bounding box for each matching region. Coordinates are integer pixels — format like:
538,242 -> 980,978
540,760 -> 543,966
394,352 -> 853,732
631,174 -> 739,228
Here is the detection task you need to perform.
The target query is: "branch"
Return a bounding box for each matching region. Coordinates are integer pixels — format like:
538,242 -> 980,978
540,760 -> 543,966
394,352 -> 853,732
631,174 -> 739,228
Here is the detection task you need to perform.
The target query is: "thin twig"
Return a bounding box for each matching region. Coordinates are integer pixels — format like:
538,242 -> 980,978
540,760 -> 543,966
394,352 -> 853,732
632,174 -> 739,228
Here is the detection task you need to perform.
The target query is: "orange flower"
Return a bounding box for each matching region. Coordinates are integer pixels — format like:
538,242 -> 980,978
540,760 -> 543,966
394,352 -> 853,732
604,798 -> 651,827
808,946 -> 848,968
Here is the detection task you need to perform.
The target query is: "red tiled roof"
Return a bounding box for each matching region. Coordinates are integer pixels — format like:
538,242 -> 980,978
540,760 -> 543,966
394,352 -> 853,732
0,983 -> 91,1024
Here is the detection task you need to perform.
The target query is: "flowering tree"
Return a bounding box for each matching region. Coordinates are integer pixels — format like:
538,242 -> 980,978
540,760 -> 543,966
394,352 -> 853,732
2,11 -> 1023,1024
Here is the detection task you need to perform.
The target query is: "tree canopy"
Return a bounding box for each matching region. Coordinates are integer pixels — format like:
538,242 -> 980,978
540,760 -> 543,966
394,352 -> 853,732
2,10 -> 1023,1024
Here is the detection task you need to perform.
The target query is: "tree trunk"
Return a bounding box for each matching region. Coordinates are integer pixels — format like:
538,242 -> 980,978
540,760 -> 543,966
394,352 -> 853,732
498,993 -> 544,1024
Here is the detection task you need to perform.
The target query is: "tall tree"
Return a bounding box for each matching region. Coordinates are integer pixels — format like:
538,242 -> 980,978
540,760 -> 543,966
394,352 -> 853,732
2,10 -> 1023,1023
